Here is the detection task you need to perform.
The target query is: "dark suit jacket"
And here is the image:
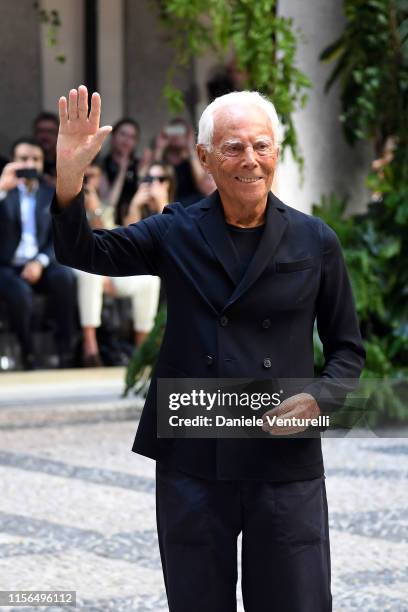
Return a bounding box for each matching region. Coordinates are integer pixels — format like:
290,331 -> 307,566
51,188 -> 365,481
0,181 -> 55,266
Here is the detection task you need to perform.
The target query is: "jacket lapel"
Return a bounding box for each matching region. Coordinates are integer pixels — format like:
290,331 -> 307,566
6,188 -> 22,239
225,192 -> 288,308
34,183 -> 45,244
197,190 -> 242,286
198,190 -> 288,310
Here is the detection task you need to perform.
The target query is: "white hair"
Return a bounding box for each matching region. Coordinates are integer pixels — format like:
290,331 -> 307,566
197,90 -> 283,150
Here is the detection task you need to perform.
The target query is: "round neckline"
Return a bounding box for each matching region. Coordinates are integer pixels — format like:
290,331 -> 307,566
226,222 -> 265,232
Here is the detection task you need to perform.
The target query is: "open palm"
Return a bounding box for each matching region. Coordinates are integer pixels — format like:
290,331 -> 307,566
57,85 -> 112,184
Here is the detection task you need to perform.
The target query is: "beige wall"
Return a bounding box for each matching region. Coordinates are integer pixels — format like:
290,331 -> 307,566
0,0 -> 42,156
40,0 -> 84,114
124,0 -> 192,150
276,0 -> 371,214
98,0 -> 124,127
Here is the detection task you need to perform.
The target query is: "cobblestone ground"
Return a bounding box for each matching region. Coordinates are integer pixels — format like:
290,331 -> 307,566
0,370 -> 407,611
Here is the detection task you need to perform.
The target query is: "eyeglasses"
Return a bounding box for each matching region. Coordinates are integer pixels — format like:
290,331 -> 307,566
141,175 -> 170,184
217,140 -> 276,158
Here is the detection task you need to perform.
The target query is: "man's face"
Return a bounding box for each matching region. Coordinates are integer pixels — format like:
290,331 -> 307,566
13,143 -> 44,176
197,104 -> 279,208
34,120 -> 58,156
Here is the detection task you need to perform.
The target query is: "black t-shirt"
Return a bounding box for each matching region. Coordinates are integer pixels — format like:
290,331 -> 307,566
226,222 -> 265,279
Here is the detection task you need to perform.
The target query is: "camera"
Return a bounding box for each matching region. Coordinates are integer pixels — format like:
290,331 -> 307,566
165,125 -> 187,137
16,168 -> 39,180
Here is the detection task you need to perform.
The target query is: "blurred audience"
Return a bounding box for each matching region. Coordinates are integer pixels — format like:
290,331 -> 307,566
74,160 -> 173,366
151,118 -> 205,207
33,112 -> 59,186
0,107 -> 216,370
0,137 -> 76,369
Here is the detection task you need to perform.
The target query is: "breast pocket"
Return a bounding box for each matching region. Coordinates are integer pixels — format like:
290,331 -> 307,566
270,257 -> 320,310
275,256 -> 316,273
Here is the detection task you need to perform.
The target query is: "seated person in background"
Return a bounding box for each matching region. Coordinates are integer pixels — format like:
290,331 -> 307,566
33,111 -> 59,186
98,118 -> 141,227
152,118 -> 205,207
0,137 -> 76,369
76,161 -> 174,366
125,161 -> 175,222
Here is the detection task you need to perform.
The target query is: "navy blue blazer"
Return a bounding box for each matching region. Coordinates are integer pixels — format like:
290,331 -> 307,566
0,181 -> 55,266
51,188 -> 365,481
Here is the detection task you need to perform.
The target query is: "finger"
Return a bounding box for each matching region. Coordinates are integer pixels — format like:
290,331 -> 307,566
262,410 -> 295,433
261,403 -> 290,424
68,89 -> 78,121
58,96 -> 68,127
5,162 -> 25,172
88,92 -> 101,129
77,85 -> 88,120
92,125 -> 113,153
269,399 -> 299,419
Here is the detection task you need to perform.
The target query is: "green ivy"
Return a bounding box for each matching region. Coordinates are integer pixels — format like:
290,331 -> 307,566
155,0 -> 311,165
33,2 -> 65,63
315,0 -> 408,425
320,0 -> 408,153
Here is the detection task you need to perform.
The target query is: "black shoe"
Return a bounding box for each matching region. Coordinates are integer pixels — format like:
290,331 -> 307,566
22,353 -> 37,371
82,353 -> 103,368
58,352 -> 74,369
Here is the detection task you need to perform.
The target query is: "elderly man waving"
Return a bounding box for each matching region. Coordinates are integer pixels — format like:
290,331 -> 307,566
52,86 -> 365,612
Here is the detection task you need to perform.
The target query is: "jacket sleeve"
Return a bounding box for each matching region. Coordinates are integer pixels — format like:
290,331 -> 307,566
303,220 -> 366,416
50,188 -> 175,277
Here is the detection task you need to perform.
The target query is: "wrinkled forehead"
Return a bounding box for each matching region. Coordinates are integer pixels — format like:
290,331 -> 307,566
212,103 -> 274,144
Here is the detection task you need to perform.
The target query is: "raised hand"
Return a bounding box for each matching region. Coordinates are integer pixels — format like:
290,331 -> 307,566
56,85 -> 112,206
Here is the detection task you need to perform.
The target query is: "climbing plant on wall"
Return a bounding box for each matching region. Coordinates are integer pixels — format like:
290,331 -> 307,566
155,0 -> 311,165
313,0 -> 408,423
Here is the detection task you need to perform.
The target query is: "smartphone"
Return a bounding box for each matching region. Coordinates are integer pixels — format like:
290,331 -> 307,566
16,168 -> 39,180
165,125 -> 187,137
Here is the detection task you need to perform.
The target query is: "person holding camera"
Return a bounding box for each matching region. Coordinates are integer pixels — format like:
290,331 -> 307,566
0,137 -> 76,369
125,161 -> 175,222
152,118 -> 206,207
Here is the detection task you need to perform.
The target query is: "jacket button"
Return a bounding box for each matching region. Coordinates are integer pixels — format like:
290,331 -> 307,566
263,358 -> 272,369
219,315 -> 229,327
205,355 -> 214,365
262,318 -> 271,329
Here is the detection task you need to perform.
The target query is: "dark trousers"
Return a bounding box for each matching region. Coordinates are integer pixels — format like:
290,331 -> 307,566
156,462 -> 332,612
0,263 -> 76,357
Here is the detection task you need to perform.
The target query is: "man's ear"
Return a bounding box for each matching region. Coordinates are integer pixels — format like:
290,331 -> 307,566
196,144 -> 210,172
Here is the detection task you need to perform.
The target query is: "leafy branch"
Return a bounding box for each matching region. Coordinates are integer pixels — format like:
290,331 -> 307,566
33,2 -> 65,63
155,0 -> 311,165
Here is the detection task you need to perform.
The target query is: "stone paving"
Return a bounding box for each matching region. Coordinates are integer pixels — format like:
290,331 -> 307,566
0,369 -> 407,611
